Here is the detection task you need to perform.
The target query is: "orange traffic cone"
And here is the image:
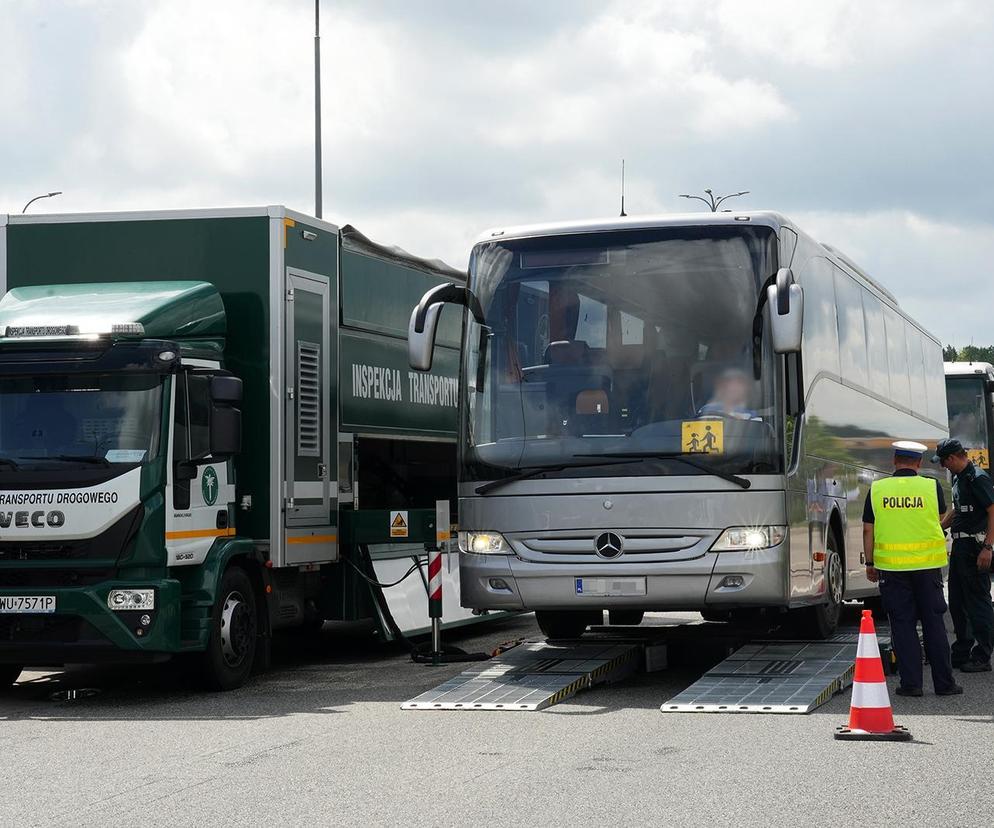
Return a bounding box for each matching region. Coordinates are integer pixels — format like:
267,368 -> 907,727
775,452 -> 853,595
835,609 -> 912,741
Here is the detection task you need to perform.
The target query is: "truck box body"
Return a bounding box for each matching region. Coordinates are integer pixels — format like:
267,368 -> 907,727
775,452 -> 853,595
0,207 -> 468,680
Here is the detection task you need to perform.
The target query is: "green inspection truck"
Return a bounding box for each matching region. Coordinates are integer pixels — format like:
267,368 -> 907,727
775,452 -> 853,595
0,206 -> 474,690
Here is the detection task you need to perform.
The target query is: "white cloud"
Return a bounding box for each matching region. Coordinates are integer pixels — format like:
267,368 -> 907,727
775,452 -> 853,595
2,0 -> 992,349
793,209 -> 994,344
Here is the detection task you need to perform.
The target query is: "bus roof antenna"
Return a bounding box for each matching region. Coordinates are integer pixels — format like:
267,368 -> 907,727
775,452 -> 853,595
619,159 -> 627,217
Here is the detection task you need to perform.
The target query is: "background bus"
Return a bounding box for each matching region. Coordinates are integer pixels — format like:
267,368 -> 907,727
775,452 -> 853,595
945,361 -> 994,471
409,212 -> 948,639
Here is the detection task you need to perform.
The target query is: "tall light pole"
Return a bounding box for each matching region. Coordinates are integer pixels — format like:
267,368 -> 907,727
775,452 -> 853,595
314,0 -> 323,219
21,191 -> 62,213
678,188 -> 749,212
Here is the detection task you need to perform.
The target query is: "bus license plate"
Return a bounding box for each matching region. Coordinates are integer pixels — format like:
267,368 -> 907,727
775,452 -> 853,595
574,578 -> 646,597
0,596 -> 56,614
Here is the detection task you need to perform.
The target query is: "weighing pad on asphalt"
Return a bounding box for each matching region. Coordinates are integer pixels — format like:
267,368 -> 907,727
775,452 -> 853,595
661,634 -> 872,714
401,641 -> 640,711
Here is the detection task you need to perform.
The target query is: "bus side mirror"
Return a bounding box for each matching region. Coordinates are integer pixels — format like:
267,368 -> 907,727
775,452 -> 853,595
985,379 -> 994,394
409,282 -> 486,372
767,267 -> 803,354
409,302 -> 444,372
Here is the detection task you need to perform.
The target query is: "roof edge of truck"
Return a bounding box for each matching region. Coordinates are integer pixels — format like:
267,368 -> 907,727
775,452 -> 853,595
2,205 -> 341,235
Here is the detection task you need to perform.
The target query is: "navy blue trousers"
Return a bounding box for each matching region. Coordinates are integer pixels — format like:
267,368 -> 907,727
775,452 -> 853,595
878,567 -> 956,692
949,539 -> 994,665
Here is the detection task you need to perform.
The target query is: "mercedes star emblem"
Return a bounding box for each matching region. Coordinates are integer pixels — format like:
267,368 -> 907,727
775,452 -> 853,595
594,532 -> 624,559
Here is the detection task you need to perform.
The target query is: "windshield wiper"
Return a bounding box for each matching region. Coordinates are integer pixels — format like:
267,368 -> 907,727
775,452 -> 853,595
476,458 -> 647,495
0,457 -> 21,470
574,451 -> 751,489
19,454 -> 112,467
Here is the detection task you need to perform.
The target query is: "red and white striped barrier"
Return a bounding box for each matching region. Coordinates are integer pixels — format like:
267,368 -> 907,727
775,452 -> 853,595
835,609 -> 912,741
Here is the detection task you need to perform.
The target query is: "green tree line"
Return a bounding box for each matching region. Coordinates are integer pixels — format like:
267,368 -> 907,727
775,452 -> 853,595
943,345 -> 994,363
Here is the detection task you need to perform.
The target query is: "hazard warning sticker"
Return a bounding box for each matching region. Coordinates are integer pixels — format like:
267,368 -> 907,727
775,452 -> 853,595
390,510 -> 409,538
967,448 -> 990,469
681,420 -> 723,454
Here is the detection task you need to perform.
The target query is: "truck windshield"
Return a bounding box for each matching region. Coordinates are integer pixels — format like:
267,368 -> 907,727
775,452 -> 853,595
462,225 -> 781,481
946,376 -> 990,454
0,373 -> 164,466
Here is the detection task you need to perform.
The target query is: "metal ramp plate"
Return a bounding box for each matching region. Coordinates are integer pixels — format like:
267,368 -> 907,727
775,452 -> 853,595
402,641 -> 640,711
661,638 -> 860,714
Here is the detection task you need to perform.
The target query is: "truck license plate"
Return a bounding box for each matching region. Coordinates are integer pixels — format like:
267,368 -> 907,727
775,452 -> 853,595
0,596 -> 56,614
574,577 -> 646,597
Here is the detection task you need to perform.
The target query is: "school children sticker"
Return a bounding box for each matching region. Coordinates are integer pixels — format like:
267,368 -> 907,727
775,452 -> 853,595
681,420 -> 724,454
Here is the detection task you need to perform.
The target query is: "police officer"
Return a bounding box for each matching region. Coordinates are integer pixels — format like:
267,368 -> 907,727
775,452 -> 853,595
934,438 -> 994,672
862,441 -> 961,696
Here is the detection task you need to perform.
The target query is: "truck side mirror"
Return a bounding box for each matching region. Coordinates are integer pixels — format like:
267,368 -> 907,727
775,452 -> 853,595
409,282 -> 486,372
210,374 -> 243,404
209,375 -> 243,458
766,267 -> 803,354
209,404 -> 242,458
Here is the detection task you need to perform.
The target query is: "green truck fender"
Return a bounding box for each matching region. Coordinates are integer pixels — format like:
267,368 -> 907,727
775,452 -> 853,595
174,537 -> 273,657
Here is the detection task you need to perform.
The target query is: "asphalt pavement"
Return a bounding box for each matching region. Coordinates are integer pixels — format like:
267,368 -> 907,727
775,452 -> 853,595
1,607 -> 991,827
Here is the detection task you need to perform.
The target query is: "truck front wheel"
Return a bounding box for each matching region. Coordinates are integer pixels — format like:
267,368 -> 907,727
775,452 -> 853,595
0,665 -> 22,688
200,566 -> 258,691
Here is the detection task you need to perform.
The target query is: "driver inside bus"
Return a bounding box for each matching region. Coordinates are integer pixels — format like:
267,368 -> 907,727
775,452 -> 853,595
698,367 -> 761,420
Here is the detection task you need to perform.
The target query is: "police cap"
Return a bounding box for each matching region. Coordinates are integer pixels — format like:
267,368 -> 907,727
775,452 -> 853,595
892,440 -> 928,459
932,438 -> 964,463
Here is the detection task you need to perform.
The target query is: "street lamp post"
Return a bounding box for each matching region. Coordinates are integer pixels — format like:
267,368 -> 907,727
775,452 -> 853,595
314,0 -> 323,219
21,191 -> 63,213
678,188 -> 749,212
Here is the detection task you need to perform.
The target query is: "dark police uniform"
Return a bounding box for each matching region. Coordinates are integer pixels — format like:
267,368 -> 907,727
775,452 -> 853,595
947,461 -> 994,667
863,465 -> 956,694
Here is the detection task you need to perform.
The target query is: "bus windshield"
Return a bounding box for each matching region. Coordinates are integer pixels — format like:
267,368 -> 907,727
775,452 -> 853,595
462,225 -> 781,481
946,376 -> 990,455
0,372 -> 164,467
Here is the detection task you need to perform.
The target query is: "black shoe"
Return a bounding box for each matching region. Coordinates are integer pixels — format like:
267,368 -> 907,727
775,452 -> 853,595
959,661 -> 992,673
936,684 -> 964,696
895,686 -> 924,697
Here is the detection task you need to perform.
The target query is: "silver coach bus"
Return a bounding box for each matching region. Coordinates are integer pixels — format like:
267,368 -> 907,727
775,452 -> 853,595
409,213 -> 948,639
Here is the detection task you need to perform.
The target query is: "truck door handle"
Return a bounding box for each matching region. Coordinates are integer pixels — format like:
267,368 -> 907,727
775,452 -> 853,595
318,463 -> 327,479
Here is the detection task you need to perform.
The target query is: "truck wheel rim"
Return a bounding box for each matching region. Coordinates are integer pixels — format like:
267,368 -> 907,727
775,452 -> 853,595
220,591 -> 252,668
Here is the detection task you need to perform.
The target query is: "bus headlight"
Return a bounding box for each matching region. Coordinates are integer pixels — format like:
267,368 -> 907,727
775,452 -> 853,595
107,589 -> 155,610
711,526 -> 786,551
459,531 -> 511,555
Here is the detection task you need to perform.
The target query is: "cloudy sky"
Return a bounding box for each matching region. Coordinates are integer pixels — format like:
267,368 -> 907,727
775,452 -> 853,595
2,0 -> 991,345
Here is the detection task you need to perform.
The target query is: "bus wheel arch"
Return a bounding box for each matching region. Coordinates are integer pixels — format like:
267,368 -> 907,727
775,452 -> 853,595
827,509 -> 846,604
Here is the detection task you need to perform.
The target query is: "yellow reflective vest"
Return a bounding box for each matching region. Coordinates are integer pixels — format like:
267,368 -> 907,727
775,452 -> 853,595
870,474 -> 947,571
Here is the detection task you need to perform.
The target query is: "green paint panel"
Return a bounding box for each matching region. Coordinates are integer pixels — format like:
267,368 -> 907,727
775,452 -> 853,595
340,328 -> 460,435
341,249 -> 462,347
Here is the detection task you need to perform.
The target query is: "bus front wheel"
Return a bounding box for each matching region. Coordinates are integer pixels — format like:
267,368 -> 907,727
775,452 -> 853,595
608,610 -> 645,626
0,665 -> 22,688
536,610 -> 599,640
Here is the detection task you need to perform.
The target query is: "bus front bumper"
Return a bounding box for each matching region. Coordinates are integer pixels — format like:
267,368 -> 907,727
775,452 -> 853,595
459,544 -> 788,611
0,577 -> 182,666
